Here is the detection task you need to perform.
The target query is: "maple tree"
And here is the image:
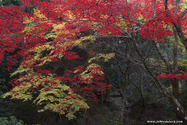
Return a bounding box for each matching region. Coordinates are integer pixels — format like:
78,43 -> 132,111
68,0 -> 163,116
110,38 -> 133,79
1,0 -> 187,122
0,0 -> 112,120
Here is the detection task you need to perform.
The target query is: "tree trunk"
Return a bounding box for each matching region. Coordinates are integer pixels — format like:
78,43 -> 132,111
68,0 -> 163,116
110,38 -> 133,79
132,32 -> 187,123
174,23 -> 187,51
171,78 -> 179,100
120,89 -> 126,123
169,95 -> 187,122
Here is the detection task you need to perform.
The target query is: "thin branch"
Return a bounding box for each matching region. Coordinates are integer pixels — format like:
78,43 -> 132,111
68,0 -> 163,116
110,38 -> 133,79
24,17 -> 132,38
173,0 -> 180,16
129,79 -> 145,107
117,57 -> 129,76
145,42 -> 152,57
106,21 -> 131,37
131,32 -> 171,97
163,0 -> 168,10
149,65 -> 170,74
66,19 -> 131,37
105,74 -> 120,89
125,0 -> 128,6
153,41 -> 172,73
180,8 -> 187,19
173,23 -> 187,51
153,0 -> 156,17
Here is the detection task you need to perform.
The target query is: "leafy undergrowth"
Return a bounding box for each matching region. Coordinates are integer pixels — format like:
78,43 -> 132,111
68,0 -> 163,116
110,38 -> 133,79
0,116 -> 25,125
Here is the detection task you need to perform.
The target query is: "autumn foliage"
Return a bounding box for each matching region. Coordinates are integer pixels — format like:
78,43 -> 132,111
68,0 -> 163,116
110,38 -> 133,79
1,0 -> 187,120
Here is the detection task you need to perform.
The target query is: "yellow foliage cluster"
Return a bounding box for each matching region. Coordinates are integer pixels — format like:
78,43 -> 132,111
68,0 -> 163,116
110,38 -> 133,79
4,69 -> 89,120
88,53 -> 115,63
80,63 -> 103,80
4,7 -> 115,120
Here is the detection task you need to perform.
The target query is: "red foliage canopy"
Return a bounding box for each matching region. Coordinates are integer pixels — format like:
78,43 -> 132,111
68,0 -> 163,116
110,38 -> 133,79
1,0 -> 187,108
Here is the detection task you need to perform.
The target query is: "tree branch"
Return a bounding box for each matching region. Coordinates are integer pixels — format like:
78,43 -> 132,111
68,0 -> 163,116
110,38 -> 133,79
173,23 -> 187,51
173,26 -> 179,73
153,41 -> 172,73
180,8 -> 187,19
173,0 -> 180,16
105,74 -> 120,89
131,32 -> 170,97
153,0 -> 156,17
163,0 -> 168,10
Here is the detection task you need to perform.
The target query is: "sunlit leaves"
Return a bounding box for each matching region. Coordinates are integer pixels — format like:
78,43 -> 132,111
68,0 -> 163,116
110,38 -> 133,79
88,53 -> 115,63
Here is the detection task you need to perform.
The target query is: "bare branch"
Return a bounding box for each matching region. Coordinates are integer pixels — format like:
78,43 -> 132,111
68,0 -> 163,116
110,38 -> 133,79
129,80 -> 145,107
131,32 -> 171,97
105,74 -> 120,89
145,42 -> 152,57
132,32 -> 187,121
153,41 -> 172,73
